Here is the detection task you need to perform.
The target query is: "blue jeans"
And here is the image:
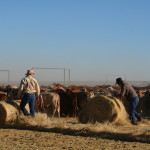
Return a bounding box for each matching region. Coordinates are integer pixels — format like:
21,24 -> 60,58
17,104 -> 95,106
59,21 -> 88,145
129,96 -> 141,121
20,93 -> 36,117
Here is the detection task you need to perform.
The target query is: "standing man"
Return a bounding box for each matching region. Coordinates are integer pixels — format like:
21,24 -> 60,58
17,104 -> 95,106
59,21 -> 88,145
115,77 -> 142,125
18,69 -> 40,117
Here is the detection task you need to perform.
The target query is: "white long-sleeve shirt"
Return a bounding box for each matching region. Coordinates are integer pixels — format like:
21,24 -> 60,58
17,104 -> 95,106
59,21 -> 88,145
18,75 -> 40,97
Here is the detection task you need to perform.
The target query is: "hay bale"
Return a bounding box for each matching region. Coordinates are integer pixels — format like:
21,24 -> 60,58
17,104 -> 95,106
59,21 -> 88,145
0,100 -> 29,125
78,95 -> 129,124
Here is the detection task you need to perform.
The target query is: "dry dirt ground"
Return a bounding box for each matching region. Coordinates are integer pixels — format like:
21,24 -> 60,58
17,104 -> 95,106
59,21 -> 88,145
0,114 -> 150,150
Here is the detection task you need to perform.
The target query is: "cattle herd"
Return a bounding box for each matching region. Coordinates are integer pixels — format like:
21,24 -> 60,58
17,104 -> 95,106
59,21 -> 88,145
0,83 -> 150,118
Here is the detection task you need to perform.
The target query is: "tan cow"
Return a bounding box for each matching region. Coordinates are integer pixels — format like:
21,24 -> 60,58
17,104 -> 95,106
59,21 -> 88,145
35,92 -> 60,117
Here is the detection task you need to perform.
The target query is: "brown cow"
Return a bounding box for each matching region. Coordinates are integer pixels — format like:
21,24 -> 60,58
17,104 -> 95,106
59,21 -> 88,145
0,91 -> 8,101
35,92 -> 60,117
55,89 -> 78,117
66,89 -> 78,117
5,85 -> 19,100
139,90 -> 150,117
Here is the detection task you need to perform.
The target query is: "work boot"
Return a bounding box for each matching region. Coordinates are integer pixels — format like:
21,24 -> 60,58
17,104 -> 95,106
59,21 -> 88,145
131,117 -> 137,125
25,113 -> 30,116
137,116 -> 142,122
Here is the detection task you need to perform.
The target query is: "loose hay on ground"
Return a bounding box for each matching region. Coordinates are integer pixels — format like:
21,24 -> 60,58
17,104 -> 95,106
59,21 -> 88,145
78,95 -> 130,125
0,100 -> 52,127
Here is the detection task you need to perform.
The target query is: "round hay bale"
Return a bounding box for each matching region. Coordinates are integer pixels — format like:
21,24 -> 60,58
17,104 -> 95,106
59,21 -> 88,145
0,100 -> 29,125
78,95 -> 129,124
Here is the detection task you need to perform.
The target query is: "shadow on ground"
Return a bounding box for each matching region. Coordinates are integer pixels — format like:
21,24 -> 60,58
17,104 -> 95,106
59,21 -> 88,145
0,124 -> 149,144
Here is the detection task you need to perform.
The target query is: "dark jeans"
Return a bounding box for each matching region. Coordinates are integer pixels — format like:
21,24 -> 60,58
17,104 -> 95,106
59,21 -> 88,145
129,96 -> 141,121
20,93 -> 36,117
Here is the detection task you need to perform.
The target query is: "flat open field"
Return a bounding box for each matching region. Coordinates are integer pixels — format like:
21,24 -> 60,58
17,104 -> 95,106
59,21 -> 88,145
0,114 -> 150,150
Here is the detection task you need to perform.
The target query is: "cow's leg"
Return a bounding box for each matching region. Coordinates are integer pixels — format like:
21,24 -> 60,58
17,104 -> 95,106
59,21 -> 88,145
57,105 -> 60,117
73,96 -> 77,117
51,104 -> 57,117
56,100 -> 60,117
34,103 -> 39,113
52,108 -> 56,117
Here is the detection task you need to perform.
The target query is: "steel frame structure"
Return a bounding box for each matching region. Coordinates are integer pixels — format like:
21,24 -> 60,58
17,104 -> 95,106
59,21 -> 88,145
32,67 -> 70,84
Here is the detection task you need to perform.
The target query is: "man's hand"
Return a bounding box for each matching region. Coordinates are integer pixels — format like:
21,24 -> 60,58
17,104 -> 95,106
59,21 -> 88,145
18,94 -> 22,99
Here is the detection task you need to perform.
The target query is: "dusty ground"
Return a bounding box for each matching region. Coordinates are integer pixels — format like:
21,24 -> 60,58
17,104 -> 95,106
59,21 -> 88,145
0,128 -> 150,150
0,114 -> 150,150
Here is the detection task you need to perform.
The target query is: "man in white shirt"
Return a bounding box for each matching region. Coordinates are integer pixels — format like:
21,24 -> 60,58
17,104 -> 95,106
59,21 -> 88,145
18,69 -> 40,117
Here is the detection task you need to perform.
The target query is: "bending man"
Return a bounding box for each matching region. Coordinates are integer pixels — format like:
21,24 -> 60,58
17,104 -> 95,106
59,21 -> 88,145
116,77 -> 142,125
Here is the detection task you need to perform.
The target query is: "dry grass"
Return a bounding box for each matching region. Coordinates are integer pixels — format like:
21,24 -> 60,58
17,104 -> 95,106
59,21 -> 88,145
0,112 -> 150,150
2,112 -> 148,144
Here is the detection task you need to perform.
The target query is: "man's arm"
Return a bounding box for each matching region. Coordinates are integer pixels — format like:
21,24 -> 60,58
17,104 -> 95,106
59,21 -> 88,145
118,85 -> 126,103
120,85 -> 126,97
35,80 -> 40,97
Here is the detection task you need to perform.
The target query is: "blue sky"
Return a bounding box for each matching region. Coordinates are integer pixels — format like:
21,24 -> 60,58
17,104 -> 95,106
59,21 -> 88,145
0,0 -> 150,84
